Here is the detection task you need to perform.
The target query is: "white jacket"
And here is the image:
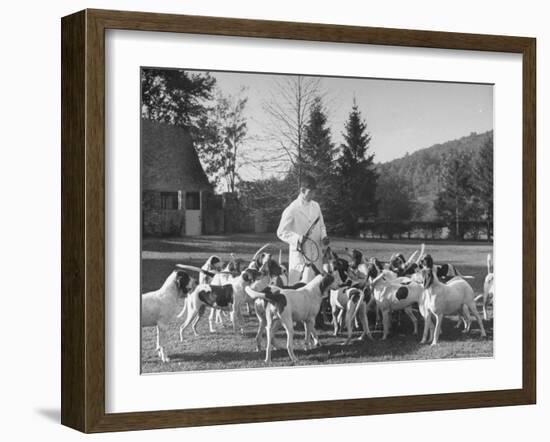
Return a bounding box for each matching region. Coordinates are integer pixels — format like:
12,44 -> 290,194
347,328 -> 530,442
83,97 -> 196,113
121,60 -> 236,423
277,195 -> 327,284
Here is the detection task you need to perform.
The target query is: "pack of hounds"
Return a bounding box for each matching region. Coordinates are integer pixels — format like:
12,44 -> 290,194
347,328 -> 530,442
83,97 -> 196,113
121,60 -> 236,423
141,243 -> 494,364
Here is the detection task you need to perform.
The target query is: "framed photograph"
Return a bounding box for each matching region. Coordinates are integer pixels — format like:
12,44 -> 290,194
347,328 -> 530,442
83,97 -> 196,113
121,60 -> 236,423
61,9 -> 536,433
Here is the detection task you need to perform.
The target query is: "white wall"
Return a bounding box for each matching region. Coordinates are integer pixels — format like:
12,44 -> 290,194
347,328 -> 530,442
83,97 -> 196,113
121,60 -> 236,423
0,0 -> 546,440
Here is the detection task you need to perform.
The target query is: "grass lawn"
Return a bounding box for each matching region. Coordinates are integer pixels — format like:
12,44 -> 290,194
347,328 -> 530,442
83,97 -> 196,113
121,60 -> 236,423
141,234 -> 493,374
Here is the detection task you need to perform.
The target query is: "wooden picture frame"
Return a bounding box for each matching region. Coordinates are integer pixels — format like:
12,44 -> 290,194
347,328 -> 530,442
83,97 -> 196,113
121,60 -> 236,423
61,8 -> 536,433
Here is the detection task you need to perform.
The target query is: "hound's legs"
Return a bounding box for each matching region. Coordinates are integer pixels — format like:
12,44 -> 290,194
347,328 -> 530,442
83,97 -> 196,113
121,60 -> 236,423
281,318 -> 297,363
309,321 -> 321,348
343,300 -> 359,345
421,313 -> 434,344
254,302 -> 266,352
332,306 -> 340,336
467,301 -> 487,337
232,300 -> 245,334
431,314 -> 443,346
208,308 -> 216,333
404,306 -> 418,335
303,320 -> 312,350
157,324 -> 170,362
461,304 -> 473,333
179,306 -> 202,341
265,314 -> 274,364
381,310 -> 391,340
155,325 -> 161,351
191,305 -> 205,336
356,303 -> 373,341
375,304 -> 384,331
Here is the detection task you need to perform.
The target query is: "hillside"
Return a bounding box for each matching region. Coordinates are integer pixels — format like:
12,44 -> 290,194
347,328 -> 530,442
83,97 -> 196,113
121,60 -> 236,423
377,130 -> 493,220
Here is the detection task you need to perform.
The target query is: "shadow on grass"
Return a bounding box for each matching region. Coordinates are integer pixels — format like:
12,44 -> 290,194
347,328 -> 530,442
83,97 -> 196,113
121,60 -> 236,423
169,349 -> 263,363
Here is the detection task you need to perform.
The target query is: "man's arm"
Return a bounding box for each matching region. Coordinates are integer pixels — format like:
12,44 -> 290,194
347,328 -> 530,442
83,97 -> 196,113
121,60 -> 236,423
277,205 -> 301,249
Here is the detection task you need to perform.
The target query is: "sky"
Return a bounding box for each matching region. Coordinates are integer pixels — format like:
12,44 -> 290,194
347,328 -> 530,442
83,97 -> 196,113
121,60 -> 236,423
191,69 -> 493,182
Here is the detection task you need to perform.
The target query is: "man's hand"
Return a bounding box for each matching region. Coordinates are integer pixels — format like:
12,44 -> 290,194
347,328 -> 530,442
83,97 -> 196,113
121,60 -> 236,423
322,237 -> 330,246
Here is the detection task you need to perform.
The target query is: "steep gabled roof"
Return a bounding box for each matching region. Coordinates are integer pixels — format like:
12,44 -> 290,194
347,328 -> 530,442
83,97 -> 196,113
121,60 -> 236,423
141,119 -> 212,191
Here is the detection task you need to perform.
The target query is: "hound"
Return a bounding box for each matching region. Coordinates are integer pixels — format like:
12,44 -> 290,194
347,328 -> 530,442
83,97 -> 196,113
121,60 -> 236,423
416,247 -> 472,282
389,244 -> 425,277
199,255 -> 223,285
184,244 -> 270,334
208,254 -> 247,331
420,255 -> 487,345
324,249 -> 373,343
271,250 -> 290,287
141,268 -> 196,362
246,272 -> 338,363
178,267 -> 267,340
369,270 -> 424,340
330,285 -> 373,344
199,255 -> 228,332
475,253 -> 494,320
251,256 -> 321,354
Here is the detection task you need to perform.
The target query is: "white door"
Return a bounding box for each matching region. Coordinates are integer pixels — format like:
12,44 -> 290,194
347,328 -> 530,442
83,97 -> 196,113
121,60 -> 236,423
185,191 -> 202,235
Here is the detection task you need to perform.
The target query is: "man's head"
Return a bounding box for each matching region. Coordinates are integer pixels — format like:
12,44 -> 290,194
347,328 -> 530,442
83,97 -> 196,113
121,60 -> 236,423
299,175 -> 317,202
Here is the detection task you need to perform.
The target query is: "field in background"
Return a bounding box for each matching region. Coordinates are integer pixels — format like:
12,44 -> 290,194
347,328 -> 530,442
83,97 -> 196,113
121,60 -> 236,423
141,234 -> 493,374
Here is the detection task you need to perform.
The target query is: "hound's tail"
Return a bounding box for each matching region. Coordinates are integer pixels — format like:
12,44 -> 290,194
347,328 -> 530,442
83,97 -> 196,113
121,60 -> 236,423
245,286 -> 286,312
176,264 -> 217,278
448,264 -> 475,280
487,253 -> 493,275
345,288 -> 365,326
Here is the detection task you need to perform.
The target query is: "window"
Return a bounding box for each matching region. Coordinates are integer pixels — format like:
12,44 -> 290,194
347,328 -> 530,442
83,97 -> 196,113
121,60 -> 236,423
185,192 -> 200,210
160,192 -> 179,210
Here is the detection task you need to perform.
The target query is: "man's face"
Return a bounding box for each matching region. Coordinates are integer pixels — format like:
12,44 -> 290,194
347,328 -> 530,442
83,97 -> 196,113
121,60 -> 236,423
300,187 -> 315,201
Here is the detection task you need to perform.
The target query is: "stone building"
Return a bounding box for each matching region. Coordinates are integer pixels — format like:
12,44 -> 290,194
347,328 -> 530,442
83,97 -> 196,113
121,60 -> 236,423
141,119 -> 223,236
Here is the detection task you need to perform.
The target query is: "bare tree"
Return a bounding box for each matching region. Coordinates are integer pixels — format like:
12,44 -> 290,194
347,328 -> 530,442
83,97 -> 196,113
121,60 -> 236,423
259,75 -> 323,182
195,87 -> 248,193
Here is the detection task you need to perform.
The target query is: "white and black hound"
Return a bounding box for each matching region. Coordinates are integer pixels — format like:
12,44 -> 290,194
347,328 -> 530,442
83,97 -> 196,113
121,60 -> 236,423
475,253 -> 494,320
177,266 -> 268,340
141,268 -> 196,362
246,271 -> 339,364
419,255 -> 487,345
177,244 -> 272,338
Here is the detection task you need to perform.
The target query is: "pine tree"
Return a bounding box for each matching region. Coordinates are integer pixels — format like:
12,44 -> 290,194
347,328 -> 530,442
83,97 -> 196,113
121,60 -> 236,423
474,133 -> 493,239
337,100 -> 378,235
300,97 -> 339,228
434,150 -> 475,239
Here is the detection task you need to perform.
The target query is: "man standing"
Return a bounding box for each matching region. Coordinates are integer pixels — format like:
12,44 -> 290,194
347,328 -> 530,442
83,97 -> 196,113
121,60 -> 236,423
277,176 -> 330,285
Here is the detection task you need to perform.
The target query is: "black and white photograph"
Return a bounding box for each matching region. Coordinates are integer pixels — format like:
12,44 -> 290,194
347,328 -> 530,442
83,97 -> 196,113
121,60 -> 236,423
140,67 -> 494,374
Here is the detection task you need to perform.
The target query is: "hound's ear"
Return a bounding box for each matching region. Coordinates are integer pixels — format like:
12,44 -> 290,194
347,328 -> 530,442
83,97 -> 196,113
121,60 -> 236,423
268,259 -> 282,276
320,274 -> 335,292
422,254 -> 434,269
175,271 -> 190,291
242,268 -> 260,282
